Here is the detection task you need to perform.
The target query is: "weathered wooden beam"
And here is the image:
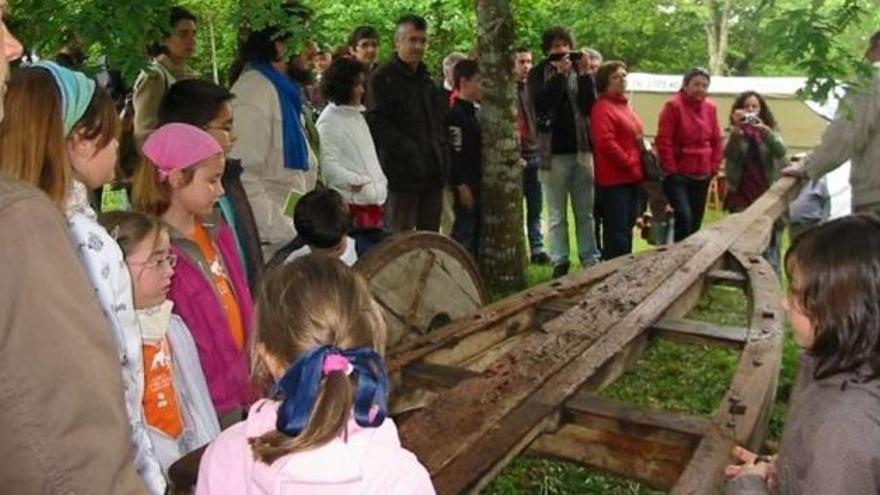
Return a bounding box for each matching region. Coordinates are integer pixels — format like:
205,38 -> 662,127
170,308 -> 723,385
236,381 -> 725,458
672,250 -> 784,494
706,269 -> 748,288
652,317 -> 748,349
402,362 -> 481,391
387,253 -> 633,373
563,394 -> 710,442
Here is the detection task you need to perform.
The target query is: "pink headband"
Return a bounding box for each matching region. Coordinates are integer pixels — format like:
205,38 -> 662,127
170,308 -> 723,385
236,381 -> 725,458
322,354 -> 354,376
142,123 -> 223,181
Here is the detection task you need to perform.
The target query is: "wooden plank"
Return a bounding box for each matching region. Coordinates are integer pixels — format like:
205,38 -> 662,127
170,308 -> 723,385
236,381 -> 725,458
529,423 -> 695,490
402,362 -> 481,391
652,317 -> 748,348
706,269 -> 747,288
672,249 -> 784,494
564,395 -> 709,443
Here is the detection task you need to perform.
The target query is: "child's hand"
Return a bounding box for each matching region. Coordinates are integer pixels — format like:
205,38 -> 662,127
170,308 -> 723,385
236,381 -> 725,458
724,446 -> 778,489
458,184 -> 475,211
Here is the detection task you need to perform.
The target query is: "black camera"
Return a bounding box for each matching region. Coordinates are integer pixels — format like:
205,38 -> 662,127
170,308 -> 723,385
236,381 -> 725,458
547,51 -> 583,63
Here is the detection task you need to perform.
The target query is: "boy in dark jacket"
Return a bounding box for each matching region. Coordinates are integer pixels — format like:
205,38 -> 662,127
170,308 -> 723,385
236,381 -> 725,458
446,59 -> 482,257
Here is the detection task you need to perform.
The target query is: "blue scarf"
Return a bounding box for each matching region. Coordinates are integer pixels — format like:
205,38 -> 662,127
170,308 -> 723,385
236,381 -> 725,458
271,345 -> 389,437
252,62 -> 309,171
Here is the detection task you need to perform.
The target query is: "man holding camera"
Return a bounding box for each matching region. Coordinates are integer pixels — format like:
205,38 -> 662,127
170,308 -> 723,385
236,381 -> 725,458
527,26 -> 599,278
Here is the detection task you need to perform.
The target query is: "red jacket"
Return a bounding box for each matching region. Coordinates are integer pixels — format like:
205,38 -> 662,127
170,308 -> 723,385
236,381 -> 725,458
655,90 -> 723,177
590,93 -> 645,187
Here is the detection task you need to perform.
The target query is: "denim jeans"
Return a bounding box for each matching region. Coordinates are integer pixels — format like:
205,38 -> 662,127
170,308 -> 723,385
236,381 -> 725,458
662,174 -> 711,242
451,191 -> 479,258
599,184 -> 640,260
539,153 -> 599,267
523,156 -> 544,255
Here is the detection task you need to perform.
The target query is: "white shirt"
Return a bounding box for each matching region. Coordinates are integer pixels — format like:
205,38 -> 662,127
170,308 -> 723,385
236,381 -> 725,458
284,236 -> 358,267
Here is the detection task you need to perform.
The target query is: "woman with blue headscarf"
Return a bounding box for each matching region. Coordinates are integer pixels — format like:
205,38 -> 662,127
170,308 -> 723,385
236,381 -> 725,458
0,61 -> 166,493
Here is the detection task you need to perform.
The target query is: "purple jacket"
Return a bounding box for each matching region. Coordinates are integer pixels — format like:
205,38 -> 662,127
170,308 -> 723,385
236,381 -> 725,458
168,214 -> 255,414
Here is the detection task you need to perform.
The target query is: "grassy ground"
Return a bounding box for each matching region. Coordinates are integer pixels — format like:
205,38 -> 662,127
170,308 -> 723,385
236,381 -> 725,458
484,207 -> 800,494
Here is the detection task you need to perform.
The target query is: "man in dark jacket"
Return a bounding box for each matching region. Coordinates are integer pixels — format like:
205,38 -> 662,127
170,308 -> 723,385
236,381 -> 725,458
446,59 -> 482,257
367,14 -> 448,232
527,26 -> 599,278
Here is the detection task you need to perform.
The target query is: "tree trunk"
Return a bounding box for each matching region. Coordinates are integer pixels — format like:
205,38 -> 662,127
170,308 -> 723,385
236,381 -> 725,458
475,0 -> 527,295
704,0 -> 732,75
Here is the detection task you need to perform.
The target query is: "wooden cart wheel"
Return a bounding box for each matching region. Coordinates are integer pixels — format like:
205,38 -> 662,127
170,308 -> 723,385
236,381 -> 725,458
355,232 -> 489,350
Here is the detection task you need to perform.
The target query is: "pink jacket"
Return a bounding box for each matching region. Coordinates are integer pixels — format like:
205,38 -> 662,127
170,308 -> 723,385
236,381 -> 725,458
168,215 -> 255,414
655,90 -> 724,177
196,400 -> 435,495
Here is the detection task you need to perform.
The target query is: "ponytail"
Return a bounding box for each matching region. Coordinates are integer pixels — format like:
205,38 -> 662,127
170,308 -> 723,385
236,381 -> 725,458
250,372 -> 355,463
132,159 -> 194,216
249,345 -> 389,465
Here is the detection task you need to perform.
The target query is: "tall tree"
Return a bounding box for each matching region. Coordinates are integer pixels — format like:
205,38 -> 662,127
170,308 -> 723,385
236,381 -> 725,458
476,0 -> 526,294
704,0 -> 732,74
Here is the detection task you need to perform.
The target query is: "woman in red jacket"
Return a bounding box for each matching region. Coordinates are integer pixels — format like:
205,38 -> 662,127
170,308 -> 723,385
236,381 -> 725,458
655,67 -> 723,241
590,61 -> 644,259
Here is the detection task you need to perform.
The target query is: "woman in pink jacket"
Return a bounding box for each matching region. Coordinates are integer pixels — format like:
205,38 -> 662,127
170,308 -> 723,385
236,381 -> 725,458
196,257 -> 434,495
655,67 -> 723,241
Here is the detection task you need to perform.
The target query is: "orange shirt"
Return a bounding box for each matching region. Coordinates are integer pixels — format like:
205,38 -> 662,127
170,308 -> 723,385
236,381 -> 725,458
192,224 -> 246,350
142,337 -> 184,438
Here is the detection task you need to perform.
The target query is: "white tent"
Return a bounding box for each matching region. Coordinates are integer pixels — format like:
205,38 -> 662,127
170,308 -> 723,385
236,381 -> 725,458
626,73 -> 850,217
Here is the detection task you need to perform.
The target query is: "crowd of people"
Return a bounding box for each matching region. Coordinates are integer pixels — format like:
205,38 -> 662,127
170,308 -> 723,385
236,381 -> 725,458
1,0 -> 880,492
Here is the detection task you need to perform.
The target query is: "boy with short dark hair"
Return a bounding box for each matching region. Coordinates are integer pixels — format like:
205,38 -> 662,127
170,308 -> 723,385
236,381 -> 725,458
446,59 -> 482,257
285,189 -> 358,266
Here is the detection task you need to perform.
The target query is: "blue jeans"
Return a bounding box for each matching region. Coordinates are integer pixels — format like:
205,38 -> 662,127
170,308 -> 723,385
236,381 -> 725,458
523,156 -> 544,255
663,174 -> 711,242
539,153 -> 600,267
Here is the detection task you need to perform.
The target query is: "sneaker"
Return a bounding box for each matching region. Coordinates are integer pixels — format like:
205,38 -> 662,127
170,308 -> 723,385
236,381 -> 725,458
530,252 -> 551,265
551,261 -> 570,279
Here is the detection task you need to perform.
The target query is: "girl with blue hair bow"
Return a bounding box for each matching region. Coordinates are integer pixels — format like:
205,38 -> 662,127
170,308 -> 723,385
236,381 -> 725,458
196,256 -> 434,495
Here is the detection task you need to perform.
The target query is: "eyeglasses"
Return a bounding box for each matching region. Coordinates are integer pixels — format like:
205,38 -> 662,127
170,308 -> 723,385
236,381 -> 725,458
129,253 -> 178,271
207,123 -> 234,133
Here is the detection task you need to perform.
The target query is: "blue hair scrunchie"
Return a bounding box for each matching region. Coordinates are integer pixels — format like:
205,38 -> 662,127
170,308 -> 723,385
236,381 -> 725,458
32,60 -> 96,137
272,345 -> 390,438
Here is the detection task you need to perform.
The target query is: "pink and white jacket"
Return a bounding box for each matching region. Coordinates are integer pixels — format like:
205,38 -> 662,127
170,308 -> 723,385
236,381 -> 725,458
196,399 -> 435,495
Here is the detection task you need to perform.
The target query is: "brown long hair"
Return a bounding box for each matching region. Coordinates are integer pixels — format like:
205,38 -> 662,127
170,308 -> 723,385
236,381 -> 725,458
785,214 -> 880,381
250,256 -> 386,464
0,67 -> 119,207
131,160 -> 194,216
97,210 -> 165,259
0,68 -> 69,205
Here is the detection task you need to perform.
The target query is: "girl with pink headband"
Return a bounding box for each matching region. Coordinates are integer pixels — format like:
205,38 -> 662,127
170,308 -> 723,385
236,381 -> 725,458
196,256 -> 434,495
134,123 -> 255,428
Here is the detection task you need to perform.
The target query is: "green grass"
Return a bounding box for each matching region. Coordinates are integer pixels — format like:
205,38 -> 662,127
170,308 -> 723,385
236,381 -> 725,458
484,207 -> 800,494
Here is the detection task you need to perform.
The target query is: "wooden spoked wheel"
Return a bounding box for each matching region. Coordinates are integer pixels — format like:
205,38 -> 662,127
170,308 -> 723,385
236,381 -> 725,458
355,232 -> 489,350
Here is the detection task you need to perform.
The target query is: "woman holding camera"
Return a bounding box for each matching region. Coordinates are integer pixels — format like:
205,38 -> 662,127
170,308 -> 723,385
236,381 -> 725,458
656,67 -> 724,241
724,91 -> 787,211
724,90 -> 787,270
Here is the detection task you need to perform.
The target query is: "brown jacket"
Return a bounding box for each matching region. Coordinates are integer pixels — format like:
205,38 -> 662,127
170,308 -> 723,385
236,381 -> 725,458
726,353 -> 880,494
0,177 -> 149,495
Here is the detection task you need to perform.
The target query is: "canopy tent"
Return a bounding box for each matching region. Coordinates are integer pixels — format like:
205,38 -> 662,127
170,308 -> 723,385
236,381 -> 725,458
626,72 -> 850,217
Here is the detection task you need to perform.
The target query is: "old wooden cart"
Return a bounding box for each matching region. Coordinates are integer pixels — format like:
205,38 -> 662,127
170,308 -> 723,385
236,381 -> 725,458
356,175 -> 801,494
